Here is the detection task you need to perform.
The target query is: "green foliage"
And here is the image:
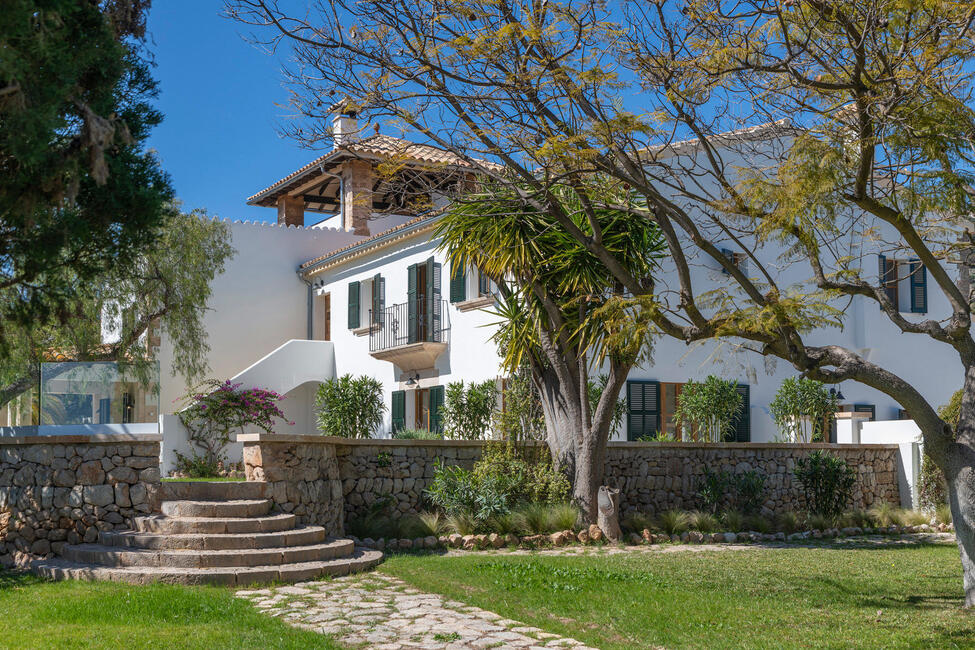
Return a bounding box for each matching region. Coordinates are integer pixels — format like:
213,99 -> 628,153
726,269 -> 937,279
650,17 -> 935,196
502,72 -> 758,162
689,511 -> 719,534
696,468 -> 766,515
775,511 -> 800,535
793,451 -> 856,519
314,374 -> 385,438
546,503 -> 581,531
0,1 -> 174,352
721,510 -> 745,533
769,378 -> 838,443
655,510 -> 691,536
494,367 -> 545,443
937,504 -> 953,526
394,428 -> 443,440
441,380 -> 497,440
621,511 -> 655,534
172,453 -> 221,480
674,376 -> 742,442
868,502 -> 904,528
919,389 -> 962,511
511,503 -> 553,536
806,513 -> 834,532
472,442 -> 570,506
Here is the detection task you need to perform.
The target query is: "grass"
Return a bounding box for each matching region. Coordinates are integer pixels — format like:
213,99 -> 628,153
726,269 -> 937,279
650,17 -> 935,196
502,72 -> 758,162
382,544 -> 975,649
0,571 -> 338,649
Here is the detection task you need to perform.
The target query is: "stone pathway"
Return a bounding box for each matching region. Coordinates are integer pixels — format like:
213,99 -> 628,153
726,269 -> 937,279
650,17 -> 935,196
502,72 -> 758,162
237,572 -> 597,649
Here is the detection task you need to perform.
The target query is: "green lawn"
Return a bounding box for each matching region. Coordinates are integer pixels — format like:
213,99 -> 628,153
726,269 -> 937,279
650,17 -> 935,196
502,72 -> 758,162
382,544 -> 975,649
0,572 -> 338,649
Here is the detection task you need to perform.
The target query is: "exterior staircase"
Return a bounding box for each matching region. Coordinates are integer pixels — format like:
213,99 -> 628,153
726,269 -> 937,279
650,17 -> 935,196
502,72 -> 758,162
29,481 -> 382,586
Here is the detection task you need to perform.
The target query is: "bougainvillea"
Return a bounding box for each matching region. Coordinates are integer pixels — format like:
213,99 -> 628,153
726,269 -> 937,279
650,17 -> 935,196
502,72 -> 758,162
176,379 -> 293,475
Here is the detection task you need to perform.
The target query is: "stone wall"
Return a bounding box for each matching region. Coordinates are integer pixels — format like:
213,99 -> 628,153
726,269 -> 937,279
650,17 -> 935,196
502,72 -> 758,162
240,435 -> 344,536
0,434 -> 161,564
237,436 -> 901,529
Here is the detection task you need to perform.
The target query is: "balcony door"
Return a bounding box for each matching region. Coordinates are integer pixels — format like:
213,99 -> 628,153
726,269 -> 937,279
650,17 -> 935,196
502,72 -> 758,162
407,257 -> 441,344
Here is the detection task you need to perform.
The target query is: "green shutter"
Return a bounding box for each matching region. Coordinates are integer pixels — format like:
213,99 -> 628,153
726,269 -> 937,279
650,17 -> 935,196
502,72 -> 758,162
391,390 -> 406,434
626,380 -> 659,440
407,264 -> 418,343
347,281 -> 360,329
450,261 -> 466,303
372,274 -> 384,324
853,403 -> 876,421
909,260 -> 927,313
425,257 -> 436,339
727,384 -> 751,442
429,385 -> 445,434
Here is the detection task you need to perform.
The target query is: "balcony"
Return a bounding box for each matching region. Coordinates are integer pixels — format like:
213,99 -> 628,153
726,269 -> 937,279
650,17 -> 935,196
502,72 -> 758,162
369,298 -> 450,369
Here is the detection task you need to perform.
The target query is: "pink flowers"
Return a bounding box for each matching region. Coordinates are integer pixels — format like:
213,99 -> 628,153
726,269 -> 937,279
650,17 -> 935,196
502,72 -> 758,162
181,379 -> 293,436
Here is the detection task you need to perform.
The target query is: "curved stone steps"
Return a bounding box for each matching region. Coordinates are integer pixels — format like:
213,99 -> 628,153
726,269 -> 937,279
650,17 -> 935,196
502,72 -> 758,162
159,481 -> 268,502
99,525 -> 327,551
30,548 -> 384,586
160,499 -> 272,518
63,538 -> 355,568
133,513 -> 296,535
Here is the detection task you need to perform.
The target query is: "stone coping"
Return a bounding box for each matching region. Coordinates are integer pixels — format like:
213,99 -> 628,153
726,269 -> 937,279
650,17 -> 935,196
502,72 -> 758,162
0,433 -> 162,445
236,433 -> 898,450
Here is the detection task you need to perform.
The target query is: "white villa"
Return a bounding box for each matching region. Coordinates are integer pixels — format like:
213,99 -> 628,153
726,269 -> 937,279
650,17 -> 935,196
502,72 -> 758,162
6,107 -> 964,487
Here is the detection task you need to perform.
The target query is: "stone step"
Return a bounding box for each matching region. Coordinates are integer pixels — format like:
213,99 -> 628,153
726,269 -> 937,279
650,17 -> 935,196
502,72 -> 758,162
159,481 -> 268,502
133,513 -> 296,535
160,499 -> 271,519
30,548 -> 384,586
62,538 -> 355,568
99,525 -> 327,551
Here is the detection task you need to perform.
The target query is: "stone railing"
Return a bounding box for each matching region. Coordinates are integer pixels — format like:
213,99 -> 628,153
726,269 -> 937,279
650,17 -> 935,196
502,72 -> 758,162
237,436 -> 901,530
0,434 -> 161,565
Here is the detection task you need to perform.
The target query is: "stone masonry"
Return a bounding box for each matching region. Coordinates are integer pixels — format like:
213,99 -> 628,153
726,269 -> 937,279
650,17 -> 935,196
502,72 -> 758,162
238,436 -> 900,528
0,434 -> 161,565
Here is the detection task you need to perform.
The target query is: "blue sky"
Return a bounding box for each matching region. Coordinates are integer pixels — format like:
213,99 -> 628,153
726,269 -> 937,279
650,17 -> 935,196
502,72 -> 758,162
145,2 -> 313,223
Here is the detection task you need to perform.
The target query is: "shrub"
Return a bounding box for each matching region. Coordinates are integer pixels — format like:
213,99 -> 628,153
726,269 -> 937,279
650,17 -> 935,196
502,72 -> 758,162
398,514 -> 439,538
486,512 -> 518,535
769,377 -> 837,443
441,380 -> 497,440
722,510 -> 745,532
674,376 -> 742,442
394,428 -> 443,440
424,462 -> 482,516
900,509 -> 929,526
918,389 -> 960,511
446,510 -> 478,535
793,450 -> 855,518
546,503 -> 580,531
314,374 -> 384,438
494,367 -> 545,443
172,453 -> 221,479
775,511 -> 800,534
868,502 -> 903,527
689,510 -> 719,534
744,514 -> 773,534
839,510 -> 872,529
622,511 -> 655,534
696,468 -> 730,515
937,504 -> 953,525
177,379 -> 291,473
806,513 -> 834,531
733,471 -> 766,515
655,510 -> 691,536
696,468 -> 766,515
512,503 -> 552,535
472,442 -> 569,505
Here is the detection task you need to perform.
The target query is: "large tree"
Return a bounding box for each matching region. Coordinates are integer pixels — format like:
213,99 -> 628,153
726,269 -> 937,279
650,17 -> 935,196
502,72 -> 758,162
0,208 -> 234,414
229,0 -> 975,603
0,0 -> 172,352
437,182 -> 663,520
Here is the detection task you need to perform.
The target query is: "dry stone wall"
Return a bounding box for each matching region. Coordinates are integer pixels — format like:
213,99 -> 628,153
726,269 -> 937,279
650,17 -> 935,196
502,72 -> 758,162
0,435 -> 161,565
237,437 -> 901,529
241,436 -> 344,536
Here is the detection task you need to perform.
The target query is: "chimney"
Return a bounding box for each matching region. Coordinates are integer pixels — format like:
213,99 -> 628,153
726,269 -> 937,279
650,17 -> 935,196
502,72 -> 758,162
332,109 -> 360,149
276,195 -> 304,227
341,159 -> 373,236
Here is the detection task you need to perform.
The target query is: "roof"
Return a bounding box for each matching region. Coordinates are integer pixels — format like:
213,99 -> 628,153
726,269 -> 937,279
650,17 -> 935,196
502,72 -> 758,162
642,119 -> 793,161
299,210 -> 444,278
248,134 -> 492,209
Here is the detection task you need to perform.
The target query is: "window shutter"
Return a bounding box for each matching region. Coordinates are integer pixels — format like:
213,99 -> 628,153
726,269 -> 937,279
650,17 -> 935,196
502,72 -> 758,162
372,274 -> 384,325
449,262 -> 466,303
853,403 -> 876,421
909,260 -> 927,313
626,380 -> 660,440
425,257 -> 442,340
347,281 -> 360,329
878,255 -> 899,310
391,390 -> 406,434
429,385 -> 445,434
407,264 -> 418,344
478,268 -> 490,296
727,384 -> 751,442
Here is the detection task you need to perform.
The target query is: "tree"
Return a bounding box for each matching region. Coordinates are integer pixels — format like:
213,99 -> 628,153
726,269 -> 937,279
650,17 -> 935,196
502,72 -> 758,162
436,181 -> 664,520
229,0 -> 975,603
441,380 -> 497,440
1,0 -> 172,351
0,208 -> 234,411
314,374 -> 386,438
673,376 -> 742,443
769,378 -> 839,443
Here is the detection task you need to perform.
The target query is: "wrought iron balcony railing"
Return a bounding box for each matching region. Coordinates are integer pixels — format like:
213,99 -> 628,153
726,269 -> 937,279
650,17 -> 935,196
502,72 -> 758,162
369,298 -> 451,353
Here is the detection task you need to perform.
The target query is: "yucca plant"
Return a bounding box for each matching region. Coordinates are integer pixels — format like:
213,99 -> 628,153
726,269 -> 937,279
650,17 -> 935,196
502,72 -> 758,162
868,502 -> 903,527
744,514 -> 773,534
513,503 -> 552,535
656,510 -> 691,536
546,503 -> 580,531
689,510 -> 719,533
721,510 -> 745,533
622,511 -> 655,534
776,511 -> 800,534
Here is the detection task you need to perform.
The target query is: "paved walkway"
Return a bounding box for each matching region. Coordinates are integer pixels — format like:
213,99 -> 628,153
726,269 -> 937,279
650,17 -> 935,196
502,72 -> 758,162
237,572 -> 597,649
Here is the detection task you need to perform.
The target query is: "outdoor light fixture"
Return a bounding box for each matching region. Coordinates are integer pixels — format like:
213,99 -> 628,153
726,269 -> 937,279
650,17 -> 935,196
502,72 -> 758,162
829,385 -> 846,401
404,372 -> 420,386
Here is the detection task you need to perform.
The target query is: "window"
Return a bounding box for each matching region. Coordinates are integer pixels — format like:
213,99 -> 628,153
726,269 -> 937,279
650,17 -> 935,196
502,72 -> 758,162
348,281 -> 360,329
626,380 -> 660,440
720,249 -> 748,275
370,274 -> 385,326
348,276 -> 383,330
878,255 -> 927,313
391,390 -> 405,433
407,257 -> 442,342
448,262 -> 493,303
393,385 -> 444,433
853,403 -> 876,421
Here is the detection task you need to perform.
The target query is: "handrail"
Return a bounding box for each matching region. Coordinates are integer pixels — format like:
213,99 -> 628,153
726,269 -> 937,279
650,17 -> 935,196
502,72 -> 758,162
369,298 -> 450,352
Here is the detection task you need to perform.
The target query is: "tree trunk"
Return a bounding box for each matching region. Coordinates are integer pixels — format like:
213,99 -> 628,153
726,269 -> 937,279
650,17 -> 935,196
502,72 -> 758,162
946,456 -> 975,607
